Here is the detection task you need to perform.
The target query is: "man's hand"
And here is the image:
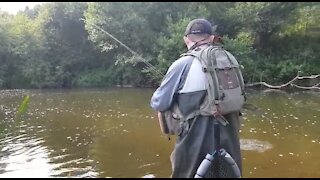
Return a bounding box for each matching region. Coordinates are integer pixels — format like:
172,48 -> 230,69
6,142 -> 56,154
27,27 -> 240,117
157,111 -> 169,134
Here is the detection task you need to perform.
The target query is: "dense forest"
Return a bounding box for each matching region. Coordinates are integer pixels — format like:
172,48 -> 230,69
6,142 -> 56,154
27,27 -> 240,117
0,2 -> 319,89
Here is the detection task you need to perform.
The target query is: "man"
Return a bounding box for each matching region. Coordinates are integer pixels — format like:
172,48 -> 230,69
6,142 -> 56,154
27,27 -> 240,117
150,18 -> 243,178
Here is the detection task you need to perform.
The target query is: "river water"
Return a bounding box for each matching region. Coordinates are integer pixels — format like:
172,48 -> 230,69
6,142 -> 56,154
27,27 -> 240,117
0,88 -> 319,178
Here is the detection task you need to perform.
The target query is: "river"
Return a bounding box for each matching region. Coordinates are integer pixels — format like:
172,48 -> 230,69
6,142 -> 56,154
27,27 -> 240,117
0,88 -> 319,178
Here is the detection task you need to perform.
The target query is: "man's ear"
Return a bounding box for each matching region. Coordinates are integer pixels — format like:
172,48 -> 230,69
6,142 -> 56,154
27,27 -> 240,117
183,36 -> 189,44
209,35 -> 215,43
183,36 -> 191,49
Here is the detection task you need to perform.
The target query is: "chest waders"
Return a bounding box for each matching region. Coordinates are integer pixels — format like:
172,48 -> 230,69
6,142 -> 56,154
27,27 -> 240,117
194,115 -> 241,178
187,45 -> 243,178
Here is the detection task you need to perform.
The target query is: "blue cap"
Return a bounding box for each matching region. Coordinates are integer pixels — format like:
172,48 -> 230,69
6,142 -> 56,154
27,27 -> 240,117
184,18 -> 214,36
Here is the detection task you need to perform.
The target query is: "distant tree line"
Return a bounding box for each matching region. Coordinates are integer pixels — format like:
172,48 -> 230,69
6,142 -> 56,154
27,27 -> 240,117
0,2 -> 318,89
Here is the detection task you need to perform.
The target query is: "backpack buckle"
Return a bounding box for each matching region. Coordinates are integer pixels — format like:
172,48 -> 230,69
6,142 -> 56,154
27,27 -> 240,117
195,47 -> 201,51
202,67 -> 207,73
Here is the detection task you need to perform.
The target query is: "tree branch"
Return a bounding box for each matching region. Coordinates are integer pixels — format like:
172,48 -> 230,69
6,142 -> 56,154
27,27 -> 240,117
290,83 -> 320,90
245,72 -> 320,90
296,74 -> 320,80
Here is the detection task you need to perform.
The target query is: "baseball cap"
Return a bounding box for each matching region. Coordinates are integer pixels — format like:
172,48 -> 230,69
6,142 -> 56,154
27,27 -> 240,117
184,18 -> 216,36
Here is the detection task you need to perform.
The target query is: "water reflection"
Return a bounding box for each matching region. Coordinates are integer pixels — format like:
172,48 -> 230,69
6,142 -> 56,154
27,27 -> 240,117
0,129 -> 98,178
0,133 -> 52,178
0,88 -> 319,178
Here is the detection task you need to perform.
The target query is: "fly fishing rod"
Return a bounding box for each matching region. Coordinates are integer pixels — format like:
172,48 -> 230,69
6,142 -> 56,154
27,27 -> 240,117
79,18 -> 164,79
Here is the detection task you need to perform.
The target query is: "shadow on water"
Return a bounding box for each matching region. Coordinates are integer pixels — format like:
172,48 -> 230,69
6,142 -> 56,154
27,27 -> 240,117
0,88 -> 319,178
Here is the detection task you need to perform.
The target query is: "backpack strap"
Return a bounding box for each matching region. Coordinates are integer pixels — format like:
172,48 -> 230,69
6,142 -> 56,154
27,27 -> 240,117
205,46 -> 221,103
186,46 -> 221,114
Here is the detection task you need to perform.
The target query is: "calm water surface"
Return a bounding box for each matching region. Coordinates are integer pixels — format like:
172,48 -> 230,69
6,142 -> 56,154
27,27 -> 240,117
0,88 -> 319,178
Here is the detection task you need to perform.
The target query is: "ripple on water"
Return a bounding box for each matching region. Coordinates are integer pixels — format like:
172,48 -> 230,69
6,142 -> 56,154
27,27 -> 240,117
240,139 -> 273,153
0,135 -> 53,178
0,133 -> 98,178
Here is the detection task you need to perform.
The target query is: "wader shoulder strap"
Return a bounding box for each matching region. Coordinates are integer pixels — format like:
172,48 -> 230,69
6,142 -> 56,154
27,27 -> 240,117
197,47 -> 221,106
180,46 -> 221,113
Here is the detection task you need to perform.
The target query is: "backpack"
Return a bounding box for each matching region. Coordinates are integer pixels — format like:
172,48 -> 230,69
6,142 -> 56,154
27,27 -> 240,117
157,44 -> 246,135
182,44 -> 246,115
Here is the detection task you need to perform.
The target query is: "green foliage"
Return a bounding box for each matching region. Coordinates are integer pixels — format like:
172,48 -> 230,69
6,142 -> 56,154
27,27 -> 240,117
156,17 -> 191,76
73,68 -> 116,87
17,95 -> 30,115
15,95 -> 31,124
223,32 -> 255,83
0,2 -> 318,89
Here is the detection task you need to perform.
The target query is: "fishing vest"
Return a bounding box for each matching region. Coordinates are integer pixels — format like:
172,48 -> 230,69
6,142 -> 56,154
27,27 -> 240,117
159,44 -> 246,135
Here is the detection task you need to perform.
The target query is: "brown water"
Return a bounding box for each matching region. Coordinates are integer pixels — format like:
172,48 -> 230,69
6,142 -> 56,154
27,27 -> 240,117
0,88 -> 319,178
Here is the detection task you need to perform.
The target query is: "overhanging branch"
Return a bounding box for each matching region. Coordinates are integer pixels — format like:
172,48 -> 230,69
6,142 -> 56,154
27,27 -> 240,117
245,72 -> 320,90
